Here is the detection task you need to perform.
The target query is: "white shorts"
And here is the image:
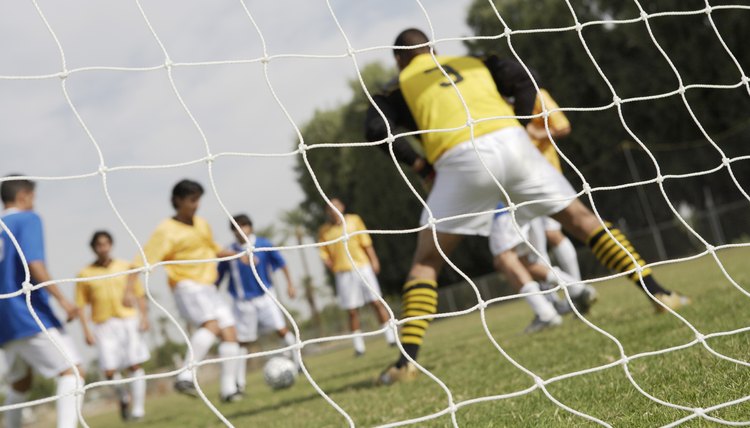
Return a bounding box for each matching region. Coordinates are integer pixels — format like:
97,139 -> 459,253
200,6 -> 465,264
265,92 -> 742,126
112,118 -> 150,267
489,215 -> 550,265
94,317 -> 150,372
174,280 -> 235,329
334,265 -> 382,310
421,127 -> 576,236
543,217 -> 562,231
3,328 -> 81,383
233,294 -> 287,343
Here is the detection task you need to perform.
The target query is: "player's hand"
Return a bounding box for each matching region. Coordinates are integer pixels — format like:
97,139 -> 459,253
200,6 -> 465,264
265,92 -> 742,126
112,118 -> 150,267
287,286 -> 297,299
240,254 -> 251,265
60,300 -> 80,322
525,122 -> 549,140
139,315 -> 150,332
122,290 -> 136,308
85,332 -> 96,346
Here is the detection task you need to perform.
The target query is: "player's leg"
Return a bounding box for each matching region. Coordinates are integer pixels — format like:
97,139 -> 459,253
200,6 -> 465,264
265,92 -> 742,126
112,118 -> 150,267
551,199 -> 689,310
525,261 -> 596,315
359,265 -> 396,346
257,294 -> 300,369
121,317 -> 149,419
232,299 -> 259,394
335,270 -> 368,356
96,318 -> 131,420
349,308 -> 366,356
545,218 -> 582,281
215,303 -> 241,402
7,328 -> 84,428
4,366 -> 32,428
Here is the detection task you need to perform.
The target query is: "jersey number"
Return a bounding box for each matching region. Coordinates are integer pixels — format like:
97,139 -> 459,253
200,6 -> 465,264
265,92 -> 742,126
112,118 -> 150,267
425,64 -> 464,87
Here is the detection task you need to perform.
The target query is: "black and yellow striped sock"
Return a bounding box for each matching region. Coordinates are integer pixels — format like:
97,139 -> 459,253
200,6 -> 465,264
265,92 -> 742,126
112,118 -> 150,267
396,279 -> 438,368
587,222 -> 668,295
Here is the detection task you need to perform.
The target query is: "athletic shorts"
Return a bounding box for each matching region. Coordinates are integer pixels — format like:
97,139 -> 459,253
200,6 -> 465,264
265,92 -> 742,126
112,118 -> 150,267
421,126 -> 576,236
3,328 -> 81,383
94,316 -> 150,371
543,217 -> 562,231
489,215 -> 550,265
334,265 -> 382,310
174,280 -> 234,329
233,294 -> 287,343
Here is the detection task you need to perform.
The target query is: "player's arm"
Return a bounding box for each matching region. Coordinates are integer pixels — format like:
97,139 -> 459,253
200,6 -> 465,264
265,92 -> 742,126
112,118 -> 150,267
75,282 -> 95,345
269,248 -> 296,299
365,87 -> 433,179
29,261 -> 79,321
364,245 -> 381,275
484,55 -> 539,125
318,229 -> 334,272
136,295 -> 149,332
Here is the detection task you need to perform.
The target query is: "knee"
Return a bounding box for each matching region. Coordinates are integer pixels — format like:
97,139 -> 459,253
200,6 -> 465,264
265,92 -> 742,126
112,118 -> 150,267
104,370 -> 116,379
11,370 -> 33,393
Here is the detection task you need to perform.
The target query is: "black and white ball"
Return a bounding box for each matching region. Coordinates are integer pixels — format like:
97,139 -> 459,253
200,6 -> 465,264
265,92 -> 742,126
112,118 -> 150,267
263,357 -> 297,390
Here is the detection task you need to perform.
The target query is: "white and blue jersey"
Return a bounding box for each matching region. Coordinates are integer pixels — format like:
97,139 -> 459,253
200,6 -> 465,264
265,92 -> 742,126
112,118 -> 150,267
217,236 -> 286,301
0,209 -> 62,346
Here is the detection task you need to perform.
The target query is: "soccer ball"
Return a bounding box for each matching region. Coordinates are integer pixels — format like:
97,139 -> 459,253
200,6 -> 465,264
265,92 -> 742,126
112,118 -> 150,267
263,357 -> 297,390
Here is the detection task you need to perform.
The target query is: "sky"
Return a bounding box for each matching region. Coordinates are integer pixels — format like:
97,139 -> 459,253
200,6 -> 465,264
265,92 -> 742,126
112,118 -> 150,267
0,0 -> 477,362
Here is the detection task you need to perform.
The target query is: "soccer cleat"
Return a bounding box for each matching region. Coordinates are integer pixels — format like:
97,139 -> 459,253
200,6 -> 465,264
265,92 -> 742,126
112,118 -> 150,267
354,350 -> 365,358
118,397 -> 130,421
173,380 -> 199,398
375,362 -> 419,386
524,314 -> 563,334
654,292 -> 691,313
571,285 -> 598,315
220,391 -> 244,403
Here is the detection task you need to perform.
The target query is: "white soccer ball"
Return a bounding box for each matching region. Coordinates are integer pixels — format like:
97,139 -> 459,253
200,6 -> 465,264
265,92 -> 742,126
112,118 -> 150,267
263,357 -> 297,390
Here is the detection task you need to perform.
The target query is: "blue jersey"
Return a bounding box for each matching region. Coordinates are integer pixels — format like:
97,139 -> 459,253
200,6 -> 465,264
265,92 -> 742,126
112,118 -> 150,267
0,209 -> 62,346
494,202 -> 508,219
217,236 -> 286,300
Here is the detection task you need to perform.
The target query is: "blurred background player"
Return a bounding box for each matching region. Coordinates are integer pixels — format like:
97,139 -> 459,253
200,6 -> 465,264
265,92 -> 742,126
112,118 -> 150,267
216,214 -> 300,394
76,230 -> 149,421
522,88 -> 581,282
317,197 -> 395,356
365,28 -> 689,385
1,175 -> 83,428
127,179 -> 241,402
489,202 -> 596,333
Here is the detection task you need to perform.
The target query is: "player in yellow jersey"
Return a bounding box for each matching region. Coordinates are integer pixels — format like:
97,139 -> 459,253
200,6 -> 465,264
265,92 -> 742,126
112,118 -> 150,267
365,28 -> 690,385
318,198 -> 395,356
76,230 -> 149,421
127,179 -> 242,402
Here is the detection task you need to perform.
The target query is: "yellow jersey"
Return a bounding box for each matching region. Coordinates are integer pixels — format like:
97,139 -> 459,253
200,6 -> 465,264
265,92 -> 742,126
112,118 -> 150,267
530,89 -> 570,172
76,259 -> 144,323
398,54 -> 521,163
318,214 -> 373,273
134,216 -> 222,288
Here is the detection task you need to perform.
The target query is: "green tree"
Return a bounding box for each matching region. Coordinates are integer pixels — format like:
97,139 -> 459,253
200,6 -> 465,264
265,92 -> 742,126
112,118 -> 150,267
465,0 -> 750,259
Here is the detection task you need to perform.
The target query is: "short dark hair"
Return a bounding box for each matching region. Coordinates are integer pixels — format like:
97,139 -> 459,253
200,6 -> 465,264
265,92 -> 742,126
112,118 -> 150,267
393,28 -> 431,59
171,179 -> 204,209
1,174 -> 36,204
90,230 -> 113,249
232,214 -> 253,229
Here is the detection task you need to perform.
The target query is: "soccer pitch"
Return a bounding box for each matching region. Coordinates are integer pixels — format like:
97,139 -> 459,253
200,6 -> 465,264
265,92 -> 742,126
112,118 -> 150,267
82,247 -> 750,427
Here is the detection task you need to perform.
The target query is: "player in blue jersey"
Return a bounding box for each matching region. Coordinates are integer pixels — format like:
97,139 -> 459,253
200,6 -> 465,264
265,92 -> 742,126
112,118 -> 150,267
217,214 -> 299,393
0,175 -> 83,428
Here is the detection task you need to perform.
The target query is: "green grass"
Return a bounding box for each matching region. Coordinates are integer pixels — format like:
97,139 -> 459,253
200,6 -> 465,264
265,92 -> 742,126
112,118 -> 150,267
82,247 -> 750,427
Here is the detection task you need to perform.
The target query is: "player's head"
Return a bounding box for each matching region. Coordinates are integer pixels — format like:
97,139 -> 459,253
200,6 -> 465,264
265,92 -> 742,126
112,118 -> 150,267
325,197 -> 346,224
89,230 -> 113,259
171,179 -> 204,217
231,214 -> 253,242
1,174 -> 36,209
393,28 -> 431,70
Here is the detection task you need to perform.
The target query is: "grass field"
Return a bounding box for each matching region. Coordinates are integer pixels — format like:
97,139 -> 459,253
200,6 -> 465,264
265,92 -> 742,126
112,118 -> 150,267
80,247 -> 750,427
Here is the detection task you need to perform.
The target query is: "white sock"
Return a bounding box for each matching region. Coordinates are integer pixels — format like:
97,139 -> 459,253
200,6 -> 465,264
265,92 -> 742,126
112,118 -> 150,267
218,342 -> 240,397
110,372 -> 128,404
546,267 -> 585,297
56,374 -> 80,428
3,388 -> 28,428
281,332 -> 301,370
177,327 -> 216,382
352,330 -> 365,354
551,238 -> 581,281
236,346 -> 248,392
129,369 -> 146,418
382,322 -> 396,345
519,281 -> 558,322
